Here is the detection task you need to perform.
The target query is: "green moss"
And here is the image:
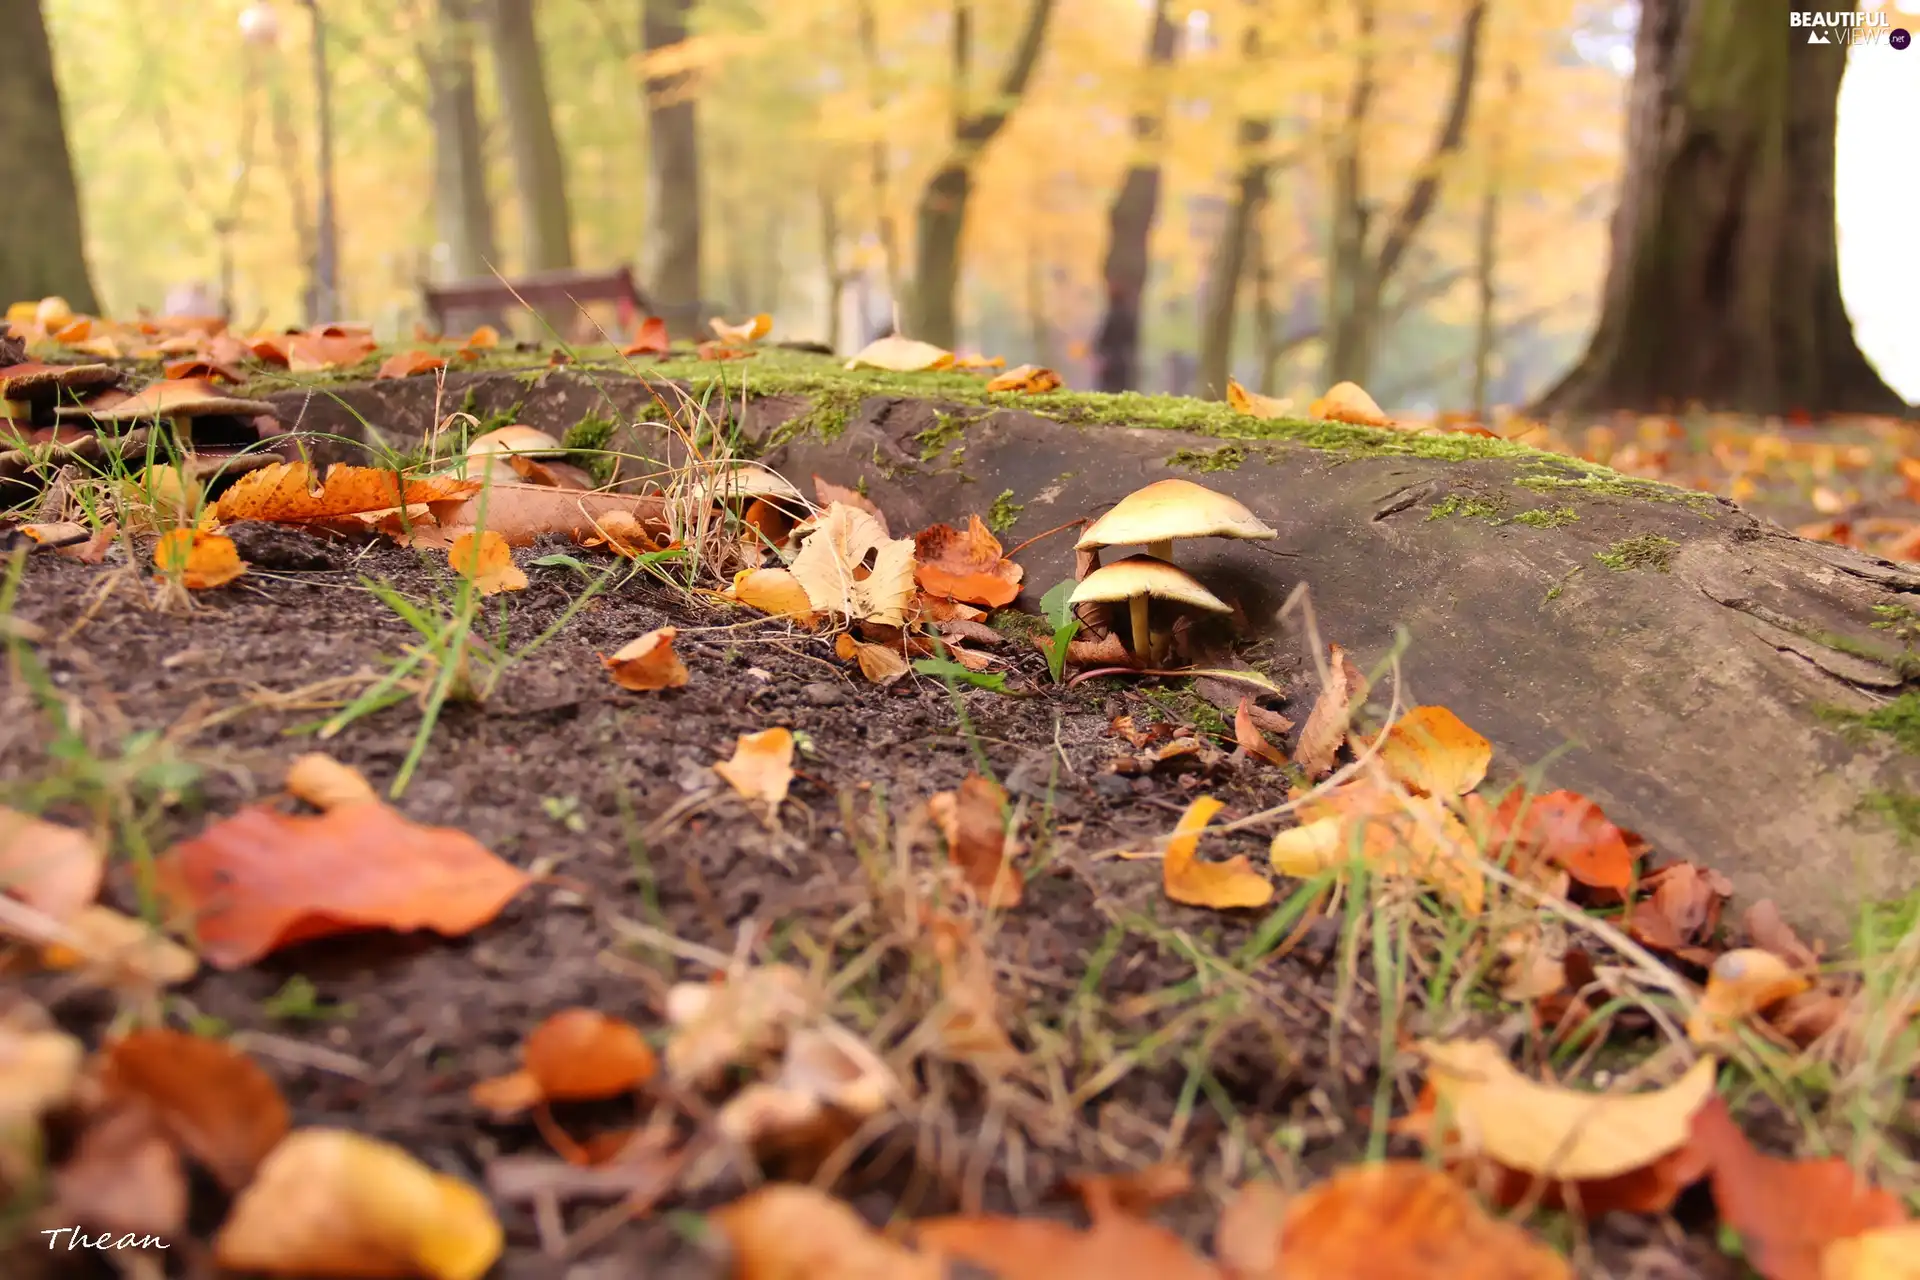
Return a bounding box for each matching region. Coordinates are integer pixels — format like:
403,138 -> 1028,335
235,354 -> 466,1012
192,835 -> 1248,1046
1804,628 -> 1920,680
1863,791 -> 1920,846
987,608 -> 1047,641
1427,494 -> 1501,522
915,410 -> 971,461
1514,462 -> 1717,509
987,489 -> 1024,533
563,410 -> 620,483
1166,443 -> 1247,473
1821,691 -> 1920,753
1595,534 -> 1680,572
1507,505 -> 1580,529
1859,876 -> 1920,953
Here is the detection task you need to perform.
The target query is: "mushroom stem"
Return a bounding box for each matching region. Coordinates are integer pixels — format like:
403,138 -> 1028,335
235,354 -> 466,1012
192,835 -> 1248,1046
1145,538 -> 1174,562
0,399 -> 27,422
1128,592 -> 1152,663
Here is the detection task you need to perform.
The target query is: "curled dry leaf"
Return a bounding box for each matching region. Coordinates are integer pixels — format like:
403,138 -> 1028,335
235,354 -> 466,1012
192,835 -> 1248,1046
215,1127 -> 503,1280
37,905 -> 198,989
812,474 -> 889,535
711,312 -> 772,344
1216,1163 -> 1572,1280
603,626 -> 691,692
913,515 -> 1023,608
216,462 -> 480,525
1293,643 -> 1369,778
731,567 -> 816,623
711,1183 -> 944,1280
285,753 -> 379,810
926,914 -> 1020,1075
579,508 -> 666,556
664,963 -> 821,1089
1375,705 -> 1491,797
1691,1096 -> 1905,1280
714,1022 -> 899,1169
155,802 -> 531,969
1234,697 -> 1288,766
836,631 -> 911,685
1271,775 -> 1486,914
844,333 -> 954,372
448,529 -> 527,596
470,1009 -> 657,1117
1308,380 -> 1392,427
713,727 -> 795,824
1629,862 -> 1733,963
620,315 -> 669,356
20,521 -> 115,563
0,806 -> 102,922
790,502 -> 918,626
460,324 -> 500,350
376,350 -> 447,379
1746,899 -> 1820,970
1485,789 -> 1640,890
985,363 -> 1061,393
1160,796 -> 1274,911
1686,949 -> 1812,1048
153,529 -> 246,590
104,1029 -> 290,1189
1225,379 -> 1294,420
926,774 -> 1021,907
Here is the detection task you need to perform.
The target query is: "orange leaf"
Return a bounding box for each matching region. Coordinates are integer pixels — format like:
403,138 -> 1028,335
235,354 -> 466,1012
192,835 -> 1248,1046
713,728 -> 795,824
712,1184 -> 944,1280
620,316 -> 669,356
812,474 -> 889,536
985,363 -> 1061,393
1487,789 -> 1640,890
1161,796 -> 1273,910
1686,949 -> 1812,1048
155,803 -> 531,969
448,529 -> 527,595
731,568 -> 816,623
1692,1096 -> 1905,1280
915,1205 -> 1219,1280
602,627 -> 690,692
1293,643 -> 1369,778
104,1030 -> 290,1190
0,806 -> 103,922
926,775 -> 1021,907
153,529 -> 246,590
835,632 -> 910,685
1224,379 -> 1294,420
285,754 -> 379,811
215,462 -> 481,525
710,312 -> 772,344
913,515 -> 1024,607
696,339 -> 756,361
1309,380 -> 1392,427
1234,697 -> 1287,766
471,1009 -> 656,1116
162,357 -> 248,384
1216,1163 -> 1572,1280
1374,705 -> 1491,796
285,331 -> 378,372
376,349 -> 448,380
462,324 -> 500,350
579,509 -> 666,555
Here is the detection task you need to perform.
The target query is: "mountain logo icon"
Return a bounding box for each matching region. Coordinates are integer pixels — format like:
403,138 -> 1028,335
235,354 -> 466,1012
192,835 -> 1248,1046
1807,29 -> 1830,43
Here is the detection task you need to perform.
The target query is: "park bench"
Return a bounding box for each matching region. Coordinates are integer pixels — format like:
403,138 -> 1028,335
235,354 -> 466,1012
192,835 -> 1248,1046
419,265 -> 655,335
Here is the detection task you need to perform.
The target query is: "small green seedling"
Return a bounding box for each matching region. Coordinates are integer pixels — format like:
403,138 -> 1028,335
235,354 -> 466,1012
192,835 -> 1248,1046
913,652 -> 1009,693
1040,578 -> 1082,684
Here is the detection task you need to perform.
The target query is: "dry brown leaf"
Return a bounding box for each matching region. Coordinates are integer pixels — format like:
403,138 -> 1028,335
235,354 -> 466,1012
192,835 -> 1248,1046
1484,788 -> 1642,891
1224,379 -> 1295,420
1159,796 -> 1273,911
215,1127 -> 503,1280
986,363 -> 1061,393
52,1102 -> 186,1241
926,775 -> 1022,907
578,508 -> 667,556
1375,705 -> 1492,796
621,316 -> 668,356
285,753 -> 379,810
913,516 -> 1023,608
834,632 -> 910,685
915,1202 -> 1220,1280
376,350 -> 448,380
812,474 -> 889,536
104,1030 -> 290,1189
603,626 -> 691,692
427,485 -> 667,548
37,905 -> 199,988
926,914 -> 1020,1074
713,727 -> 795,824
790,502 -> 916,626
215,462 -> 480,525
1746,899 -> 1821,970
20,521 -> 115,563
0,807 -> 102,922
1294,643 -> 1368,778
153,529 -> 245,590
844,334 -> 953,372
1234,697 -> 1288,766
664,964 -> 821,1089
0,1022 -> 85,1130
448,529 -> 527,596
155,803 -> 531,969
1308,380 -> 1392,427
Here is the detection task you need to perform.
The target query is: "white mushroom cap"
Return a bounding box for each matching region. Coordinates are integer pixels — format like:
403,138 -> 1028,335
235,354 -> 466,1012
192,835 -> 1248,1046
1068,555 -> 1232,613
1076,478 -> 1276,551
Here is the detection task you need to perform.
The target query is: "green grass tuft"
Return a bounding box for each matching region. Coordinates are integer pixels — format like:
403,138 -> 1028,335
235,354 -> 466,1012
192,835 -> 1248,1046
1596,534 -> 1680,572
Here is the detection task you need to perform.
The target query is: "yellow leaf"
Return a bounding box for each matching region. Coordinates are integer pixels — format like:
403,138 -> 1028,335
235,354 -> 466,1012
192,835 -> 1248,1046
731,567 -> 816,623
0,806 -> 103,922
713,728 -> 795,824
711,312 -> 772,344
285,754 -> 380,811
1226,379 -> 1295,420
38,904 -> 199,988
0,1024 -> 84,1131
985,364 -> 1061,393
1375,706 -> 1492,797
1161,796 -> 1274,910
789,502 -> 917,627
602,626 -> 691,692
1309,380 -> 1392,427
711,1183 -> 944,1280
1417,1039 -> 1718,1181
448,530 -> 527,596
1822,1222 -> 1920,1280
214,1128 -> 502,1280
1685,948 -> 1812,1048
844,334 -> 954,373
1269,775 -> 1485,913
153,530 -> 246,590
834,633 -> 909,685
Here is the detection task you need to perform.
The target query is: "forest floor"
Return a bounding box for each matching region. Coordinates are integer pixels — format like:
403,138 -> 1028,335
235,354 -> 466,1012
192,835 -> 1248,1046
5,338 -> 1920,1280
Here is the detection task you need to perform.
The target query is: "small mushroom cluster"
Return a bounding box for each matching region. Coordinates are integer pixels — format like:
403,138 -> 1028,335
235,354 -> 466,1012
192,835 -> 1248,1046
1068,478 -> 1276,665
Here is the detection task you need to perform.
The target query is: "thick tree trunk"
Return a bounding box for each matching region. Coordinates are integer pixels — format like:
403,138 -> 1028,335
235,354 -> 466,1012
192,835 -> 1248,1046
641,0 -> 704,339
486,0 -> 576,331
1091,0 -> 1180,392
425,0 -> 502,330
905,0 -> 1057,349
0,0 -> 101,314
1535,0 -> 1904,416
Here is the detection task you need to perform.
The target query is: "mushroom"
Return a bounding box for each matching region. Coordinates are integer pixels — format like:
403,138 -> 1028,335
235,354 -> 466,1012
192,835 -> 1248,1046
1075,477 -> 1277,565
1068,555 -> 1231,665
1,362 -> 119,428
467,424 -> 564,460
58,377 -> 278,451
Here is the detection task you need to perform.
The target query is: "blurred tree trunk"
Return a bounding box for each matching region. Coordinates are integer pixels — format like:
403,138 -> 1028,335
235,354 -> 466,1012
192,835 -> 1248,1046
1196,23 -> 1271,401
819,185 -> 849,353
486,0 -> 575,333
1534,0 -> 1903,416
642,0 -> 703,339
1470,65 -> 1520,420
905,0 -> 1057,349
1091,0 -> 1179,392
1322,0 -> 1485,388
424,0 -> 502,330
853,0 -> 901,306
0,0 -> 101,314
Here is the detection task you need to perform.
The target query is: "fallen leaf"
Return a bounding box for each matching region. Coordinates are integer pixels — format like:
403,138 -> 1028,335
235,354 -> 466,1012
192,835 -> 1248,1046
695,339 -> 756,361
1216,1162 -> 1572,1280
1692,1096 -> 1904,1280
37,905 -> 198,988
0,1022 -> 85,1130
285,753 -> 379,811
731,567 -> 816,623
790,502 -> 917,626
665,963 -> 821,1088
52,1102 -> 186,1240
925,914 -> 1020,1075
1224,379 -> 1294,420
507,454 -> 595,490
713,1021 -> 899,1164
20,521 -> 115,563
155,803 -> 531,969
1629,861 -> 1733,961
1746,900 -> 1821,970
461,324 -> 500,350
985,364 -> 1061,393
712,312 -> 773,345
376,350 -> 448,380
425,485 -> 669,547
1294,643 -> 1369,778
1160,796 -> 1273,910
104,1030 -> 289,1189
602,626 -> 690,692
1270,777 -> 1486,913
153,529 -> 246,590
1309,380 -> 1392,427
844,333 -> 954,373
1486,789 -> 1639,890
926,775 -> 1021,907
812,475 -> 889,535
578,508 -> 667,556
0,807 -> 102,922
620,316 -> 668,356
834,631 -> 910,685
1687,949 -> 1812,1048
711,1183 -> 944,1280
1234,697 -> 1288,766
1375,705 -> 1491,796
470,1009 -> 657,1117
913,516 -> 1024,608
215,462 -> 480,525
1821,1223 -> 1920,1280
713,728 -> 795,823
448,529 -> 527,595
163,356 -> 249,384
215,1127 -> 503,1280
915,1201 -> 1220,1280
